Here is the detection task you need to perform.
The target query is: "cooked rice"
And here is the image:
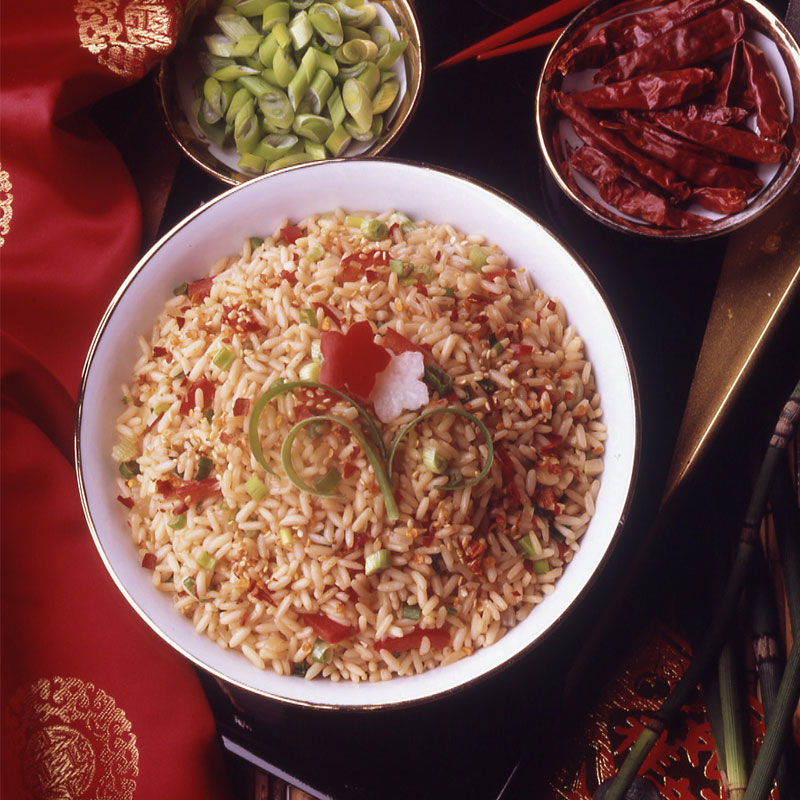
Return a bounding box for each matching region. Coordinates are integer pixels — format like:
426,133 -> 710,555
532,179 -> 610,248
114,209 -> 606,682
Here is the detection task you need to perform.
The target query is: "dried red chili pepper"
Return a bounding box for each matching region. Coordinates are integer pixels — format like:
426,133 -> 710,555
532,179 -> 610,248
569,67 -> 715,111
319,319 -> 391,399
553,92 -> 691,200
570,146 -> 711,229
557,0 -> 723,74
161,478 -> 221,504
691,186 -> 747,214
682,102 -> 749,125
594,5 -> 745,85
616,112 -> 763,194
713,40 -> 751,109
741,41 -> 790,141
375,627 -> 450,652
652,110 -> 789,163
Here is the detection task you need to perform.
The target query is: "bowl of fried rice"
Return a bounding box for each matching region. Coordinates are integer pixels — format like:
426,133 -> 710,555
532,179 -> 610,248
76,158 -> 640,709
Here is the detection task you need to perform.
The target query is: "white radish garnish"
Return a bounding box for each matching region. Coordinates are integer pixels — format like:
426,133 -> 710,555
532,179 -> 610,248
370,351 -> 429,423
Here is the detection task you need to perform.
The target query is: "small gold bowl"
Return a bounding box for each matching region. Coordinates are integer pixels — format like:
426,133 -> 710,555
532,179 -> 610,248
536,0 -> 800,239
157,0 -> 424,185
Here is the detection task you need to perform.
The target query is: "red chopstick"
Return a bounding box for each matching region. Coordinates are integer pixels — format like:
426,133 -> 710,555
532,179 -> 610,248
436,0 -> 592,69
475,27 -> 564,61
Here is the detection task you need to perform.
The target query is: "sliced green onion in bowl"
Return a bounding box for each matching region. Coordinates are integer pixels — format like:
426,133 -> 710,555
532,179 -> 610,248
421,445 -> 448,475
244,474 -> 268,500
197,551 -> 217,570
213,346 -> 236,370
195,455 -> 214,481
403,603 -> 421,620
313,466 -> 341,494
518,534 -> 536,558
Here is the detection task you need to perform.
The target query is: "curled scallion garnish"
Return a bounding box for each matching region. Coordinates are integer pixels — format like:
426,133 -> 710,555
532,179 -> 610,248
387,408 -> 494,491
281,414 -> 398,520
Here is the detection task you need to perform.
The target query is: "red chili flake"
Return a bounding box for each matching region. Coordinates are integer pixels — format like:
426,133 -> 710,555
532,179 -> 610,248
152,346 -> 167,358
219,432 -> 231,444
141,553 -> 157,569
484,268 -> 515,282
117,495 -> 135,509
175,316 -> 185,330
180,376 -> 216,415
233,397 -> 250,416
547,300 -> 557,311
494,445 -> 516,482
223,304 -> 261,333
536,487 -> 556,511
546,461 -> 562,475
248,580 -> 276,606
311,302 -> 342,330
188,276 -> 213,304
510,343 -> 533,357
342,461 -> 357,479
469,558 -> 485,575
280,269 -> 298,286
280,225 -> 304,244
506,481 -> 522,505
541,435 -> 563,455
319,320 -> 391,399
473,314 -> 489,325
450,309 -> 459,322
416,281 -> 428,297
465,540 -> 487,561
156,479 -> 173,495
162,478 -> 221,504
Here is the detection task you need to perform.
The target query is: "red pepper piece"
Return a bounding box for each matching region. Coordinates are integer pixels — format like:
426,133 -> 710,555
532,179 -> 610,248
510,343 -> 533,357
161,478 -> 221,504
382,327 -> 431,359
553,91 -> 690,200
616,112 -> 763,194
279,225 -> 304,244
233,397 -> 250,416
180,376 -> 216,415
311,302 -> 342,330
375,627 -> 451,652
117,495 -> 135,509
303,612 -> 356,643
319,320 -> 391,399
280,269 -> 298,286
557,0 -> 724,74
187,276 -> 213,304
594,5 -> 745,85
494,444 -> 516,482
569,68 -> 715,111
142,553 -> 157,569
690,186 -> 747,214
741,41 -> 790,141
570,146 -> 711,230
652,111 -> 789,163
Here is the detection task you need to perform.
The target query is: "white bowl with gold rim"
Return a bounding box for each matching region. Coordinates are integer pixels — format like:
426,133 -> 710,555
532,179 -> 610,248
76,158 -> 640,709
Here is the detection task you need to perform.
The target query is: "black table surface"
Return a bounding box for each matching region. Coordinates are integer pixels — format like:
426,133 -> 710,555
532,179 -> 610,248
108,1 -> 800,797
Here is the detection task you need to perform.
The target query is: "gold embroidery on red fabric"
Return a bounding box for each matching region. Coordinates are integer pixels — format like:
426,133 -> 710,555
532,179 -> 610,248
0,167 -> 12,248
8,676 -> 138,799
74,1 -> 180,79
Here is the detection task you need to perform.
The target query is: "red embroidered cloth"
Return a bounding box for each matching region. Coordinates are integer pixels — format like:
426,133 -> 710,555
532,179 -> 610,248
1,3 -> 234,797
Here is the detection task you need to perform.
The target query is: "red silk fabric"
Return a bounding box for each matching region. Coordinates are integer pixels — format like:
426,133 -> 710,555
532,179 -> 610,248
1,3 -> 233,797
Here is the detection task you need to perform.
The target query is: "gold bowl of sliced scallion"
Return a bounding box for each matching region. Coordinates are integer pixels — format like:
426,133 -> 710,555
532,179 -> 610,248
157,0 -> 424,183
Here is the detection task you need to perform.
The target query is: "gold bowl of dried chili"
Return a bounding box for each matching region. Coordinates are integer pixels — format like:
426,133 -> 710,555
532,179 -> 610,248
536,0 -> 800,238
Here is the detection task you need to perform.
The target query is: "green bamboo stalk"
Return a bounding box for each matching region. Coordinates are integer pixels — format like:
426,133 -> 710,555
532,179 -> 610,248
718,637 -> 748,799
603,379 -> 800,800
749,543 -> 792,798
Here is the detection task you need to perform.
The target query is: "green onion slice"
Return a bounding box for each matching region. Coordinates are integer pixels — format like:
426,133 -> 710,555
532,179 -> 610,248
365,548 -> 391,575
249,379 -> 386,474
281,415 -> 398,519
311,637 -> 334,663
388,408 -> 493,492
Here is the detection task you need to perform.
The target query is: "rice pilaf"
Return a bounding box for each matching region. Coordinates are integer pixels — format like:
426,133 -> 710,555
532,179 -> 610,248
113,209 -> 606,682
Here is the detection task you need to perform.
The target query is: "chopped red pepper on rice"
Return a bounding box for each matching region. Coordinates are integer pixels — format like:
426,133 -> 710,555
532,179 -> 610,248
319,320 -> 390,399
